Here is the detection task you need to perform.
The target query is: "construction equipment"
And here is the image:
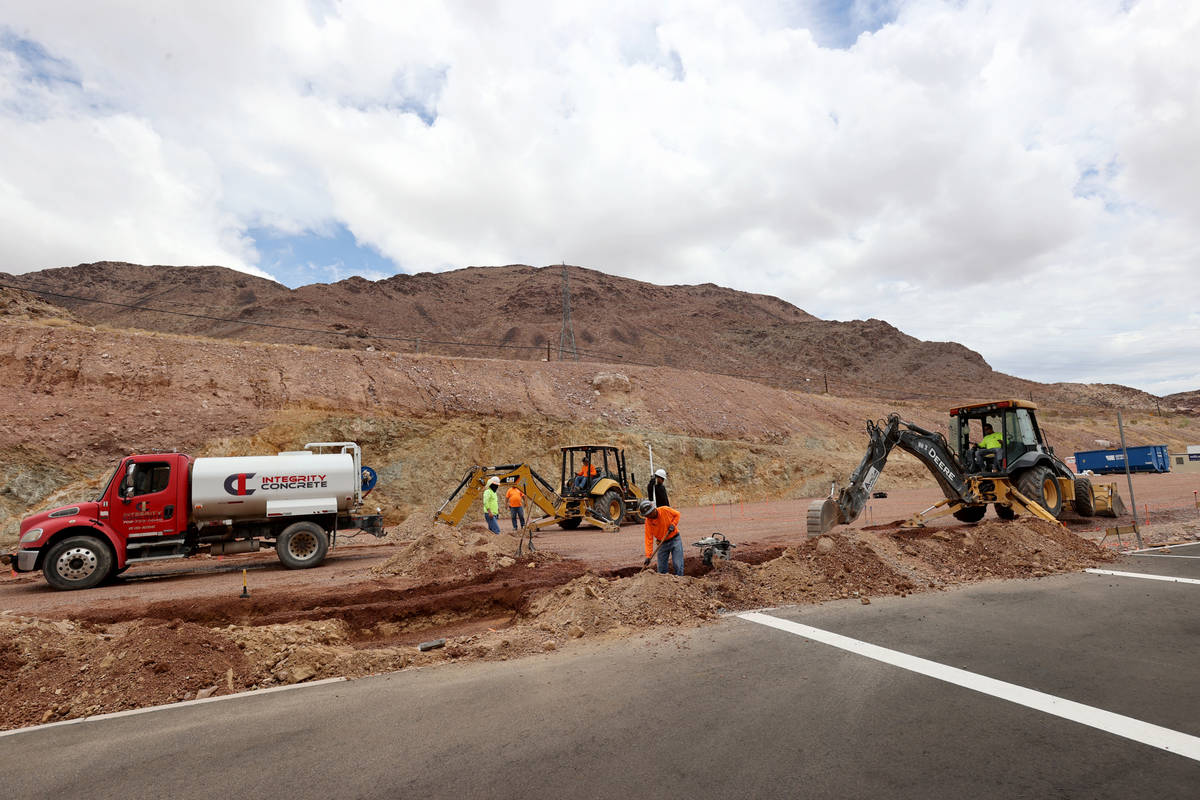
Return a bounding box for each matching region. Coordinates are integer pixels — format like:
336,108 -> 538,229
808,400 -> 1126,535
558,445 -> 644,527
435,446 -> 644,533
692,533 -> 736,566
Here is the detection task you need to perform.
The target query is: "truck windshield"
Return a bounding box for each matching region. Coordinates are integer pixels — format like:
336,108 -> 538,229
95,462 -> 123,502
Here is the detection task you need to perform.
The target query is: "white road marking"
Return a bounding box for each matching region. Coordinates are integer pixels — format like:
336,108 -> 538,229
0,677 -> 347,739
1126,541 -> 1200,553
1130,553 -> 1200,559
1085,568 -> 1200,585
739,611 -> 1200,762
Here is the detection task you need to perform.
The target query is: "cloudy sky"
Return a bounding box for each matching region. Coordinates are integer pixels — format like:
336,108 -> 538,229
2,1 -> 1198,394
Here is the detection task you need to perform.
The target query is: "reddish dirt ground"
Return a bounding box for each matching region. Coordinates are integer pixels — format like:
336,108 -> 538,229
5,471 -> 1195,619
1,471 -> 1193,732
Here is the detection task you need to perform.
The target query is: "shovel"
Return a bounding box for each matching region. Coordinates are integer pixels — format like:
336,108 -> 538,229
641,538 -> 665,572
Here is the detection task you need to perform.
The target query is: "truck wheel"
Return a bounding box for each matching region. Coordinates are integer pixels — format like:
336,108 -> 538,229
1016,466 -> 1063,518
994,504 -> 1017,520
1073,477 -> 1096,517
43,535 -> 113,591
558,517 -> 582,530
952,505 -> 987,523
276,521 -> 329,569
594,490 -> 624,525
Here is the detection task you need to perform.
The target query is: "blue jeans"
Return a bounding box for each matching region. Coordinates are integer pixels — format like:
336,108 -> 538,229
657,534 -> 685,576
485,513 -> 501,535
968,447 -> 1002,473
510,506 -> 526,530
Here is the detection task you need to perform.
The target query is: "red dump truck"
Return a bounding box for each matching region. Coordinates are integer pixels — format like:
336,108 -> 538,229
3,441 -> 384,590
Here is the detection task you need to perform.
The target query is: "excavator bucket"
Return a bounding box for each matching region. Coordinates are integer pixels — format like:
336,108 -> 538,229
807,498 -> 840,537
1092,482 -> 1126,518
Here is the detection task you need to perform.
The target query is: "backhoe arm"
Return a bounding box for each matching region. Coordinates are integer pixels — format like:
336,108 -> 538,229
435,464 -> 563,527
808,414 -> 975,535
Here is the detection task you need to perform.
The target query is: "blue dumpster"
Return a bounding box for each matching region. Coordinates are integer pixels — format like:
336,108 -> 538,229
1073,445 -> 1170,474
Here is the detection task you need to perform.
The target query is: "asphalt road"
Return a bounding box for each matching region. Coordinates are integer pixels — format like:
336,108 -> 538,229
3,549 -> 1198,799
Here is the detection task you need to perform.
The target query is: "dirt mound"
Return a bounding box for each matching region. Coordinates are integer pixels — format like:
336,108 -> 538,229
373,520 -> 556,581
0,615 -> 253,730
874,518 -> 1117,582
521,534 -> 916,634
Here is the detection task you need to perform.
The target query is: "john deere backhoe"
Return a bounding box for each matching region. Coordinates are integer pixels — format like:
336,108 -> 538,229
808,400 -> 1126,535
435,445 -> 643,532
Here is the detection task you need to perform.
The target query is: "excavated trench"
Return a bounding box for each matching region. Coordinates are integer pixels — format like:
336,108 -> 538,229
51,544 -> 794,645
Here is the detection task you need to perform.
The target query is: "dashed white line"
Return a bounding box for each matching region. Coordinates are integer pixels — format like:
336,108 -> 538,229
1085,568 -> 1200,585
739,611 -> 1200,762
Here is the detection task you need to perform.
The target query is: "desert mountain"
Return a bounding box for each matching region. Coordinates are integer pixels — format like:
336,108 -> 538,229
0,262 -> 1163,409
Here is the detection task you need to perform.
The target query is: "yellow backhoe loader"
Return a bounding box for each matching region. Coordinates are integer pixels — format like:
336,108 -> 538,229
809,400 -> 1126,535
435,445 -> 644,533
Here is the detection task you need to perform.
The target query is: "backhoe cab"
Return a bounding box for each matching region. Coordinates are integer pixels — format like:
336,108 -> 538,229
807,400 -> 1125,535
558,445 -> 642,529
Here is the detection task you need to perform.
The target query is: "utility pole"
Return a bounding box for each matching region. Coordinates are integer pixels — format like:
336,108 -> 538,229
557,263 -> 578,361
1117,411 -> 1142,549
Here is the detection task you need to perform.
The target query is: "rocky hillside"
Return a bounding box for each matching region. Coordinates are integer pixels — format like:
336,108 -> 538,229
1165,389 -> 1200,415
2,261 -> 1164,408
2,312 -> 1198,547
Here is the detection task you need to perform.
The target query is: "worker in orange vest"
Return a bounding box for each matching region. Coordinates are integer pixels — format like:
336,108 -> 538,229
572,454 -> 598,491
639,499 -> 684,576
505,484 -> 526,531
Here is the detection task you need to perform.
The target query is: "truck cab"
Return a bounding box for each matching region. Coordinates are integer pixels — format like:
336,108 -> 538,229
11,453 -> 193,589
106,453 -> 191,540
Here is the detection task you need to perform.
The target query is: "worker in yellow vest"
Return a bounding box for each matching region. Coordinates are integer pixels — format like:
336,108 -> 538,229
968,423 -> 1005,473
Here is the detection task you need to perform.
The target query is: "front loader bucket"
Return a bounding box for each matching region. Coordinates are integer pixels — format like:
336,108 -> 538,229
1093,483 -> 1126,518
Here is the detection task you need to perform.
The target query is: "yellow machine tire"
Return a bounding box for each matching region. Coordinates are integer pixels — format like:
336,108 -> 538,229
594,490 -> 624,525
1016,466 -> 1063,518
1073,477 -> 1095,517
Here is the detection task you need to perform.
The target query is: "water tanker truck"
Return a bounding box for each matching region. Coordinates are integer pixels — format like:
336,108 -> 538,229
3,442 -> 384,590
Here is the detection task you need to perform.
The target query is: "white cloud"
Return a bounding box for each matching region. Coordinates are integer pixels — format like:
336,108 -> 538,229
1,0 -> 1198,392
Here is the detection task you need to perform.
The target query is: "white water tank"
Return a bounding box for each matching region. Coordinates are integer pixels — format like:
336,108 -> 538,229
190,451 -> 358,521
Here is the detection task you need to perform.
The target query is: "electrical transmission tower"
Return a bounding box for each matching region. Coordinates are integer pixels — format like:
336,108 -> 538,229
557,263 -> 578,361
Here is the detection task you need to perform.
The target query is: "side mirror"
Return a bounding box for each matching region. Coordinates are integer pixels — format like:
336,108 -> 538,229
121,464 -> 136,503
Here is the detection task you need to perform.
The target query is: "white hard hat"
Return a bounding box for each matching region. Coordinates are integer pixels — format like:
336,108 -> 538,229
654,469 -> 666,479
487,476 -> 500,486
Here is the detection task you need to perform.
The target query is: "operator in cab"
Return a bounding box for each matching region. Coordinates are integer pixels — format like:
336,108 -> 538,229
572,454 -> 598,491
967,422 -> 1004,473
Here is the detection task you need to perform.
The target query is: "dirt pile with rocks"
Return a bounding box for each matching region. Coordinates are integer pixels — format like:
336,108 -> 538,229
0,615 -> 252,727
373,519 -> 559,582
